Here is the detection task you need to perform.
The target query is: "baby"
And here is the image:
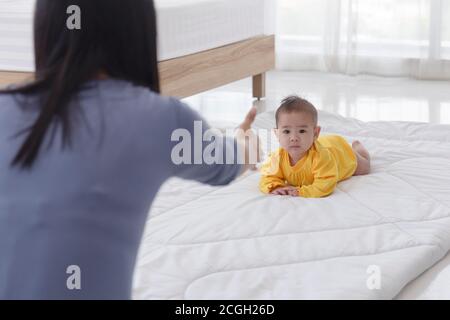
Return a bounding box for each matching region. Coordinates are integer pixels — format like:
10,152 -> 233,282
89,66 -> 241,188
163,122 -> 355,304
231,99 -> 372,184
259,95 -> 370,198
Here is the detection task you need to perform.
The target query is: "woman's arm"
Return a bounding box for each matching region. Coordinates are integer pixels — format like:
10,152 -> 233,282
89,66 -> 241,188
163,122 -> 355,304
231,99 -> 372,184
234,107 -> 261,176
169,101 -> 260,186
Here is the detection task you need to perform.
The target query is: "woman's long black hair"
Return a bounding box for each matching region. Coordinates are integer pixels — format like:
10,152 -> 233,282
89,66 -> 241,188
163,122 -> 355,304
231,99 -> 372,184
0,0 -> 160,169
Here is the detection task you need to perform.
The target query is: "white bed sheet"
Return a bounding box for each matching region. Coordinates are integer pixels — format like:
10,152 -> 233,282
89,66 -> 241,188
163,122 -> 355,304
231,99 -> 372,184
133,110 -> 450,300
0,0 -> 269,71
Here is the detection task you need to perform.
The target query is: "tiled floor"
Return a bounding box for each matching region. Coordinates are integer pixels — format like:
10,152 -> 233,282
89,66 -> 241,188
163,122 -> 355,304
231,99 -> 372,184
183,71 -> 450,128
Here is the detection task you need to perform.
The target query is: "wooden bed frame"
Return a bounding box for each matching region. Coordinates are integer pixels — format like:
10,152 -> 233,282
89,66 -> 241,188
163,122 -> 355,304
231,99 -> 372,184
0,35 -> 275,99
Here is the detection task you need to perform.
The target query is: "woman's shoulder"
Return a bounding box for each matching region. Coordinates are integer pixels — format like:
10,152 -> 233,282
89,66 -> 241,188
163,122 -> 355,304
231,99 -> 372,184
0,90 -> 40,113
83,78 -> 194,120
0,91 -> 14,104
120,80 -> 192,116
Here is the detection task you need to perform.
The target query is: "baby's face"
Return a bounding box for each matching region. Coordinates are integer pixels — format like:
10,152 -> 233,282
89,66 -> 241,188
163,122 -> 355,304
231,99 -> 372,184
275,111 -> 320,160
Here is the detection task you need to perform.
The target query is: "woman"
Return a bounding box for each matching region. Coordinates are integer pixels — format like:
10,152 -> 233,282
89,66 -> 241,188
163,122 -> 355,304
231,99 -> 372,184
0,0 -> 257,299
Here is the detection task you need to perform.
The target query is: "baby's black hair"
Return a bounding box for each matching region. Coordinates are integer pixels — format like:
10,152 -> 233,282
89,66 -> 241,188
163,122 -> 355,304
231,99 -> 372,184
275,95 -> 318,127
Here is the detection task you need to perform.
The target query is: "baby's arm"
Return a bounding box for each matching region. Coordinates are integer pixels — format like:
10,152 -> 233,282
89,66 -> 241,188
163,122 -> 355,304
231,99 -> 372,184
259,151 -> 286,194
297,150 -> 339,198
271,186 -> 298,196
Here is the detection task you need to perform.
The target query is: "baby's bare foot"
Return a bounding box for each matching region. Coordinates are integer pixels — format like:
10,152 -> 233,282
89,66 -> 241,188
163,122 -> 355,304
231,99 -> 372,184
352,140 -> 370,161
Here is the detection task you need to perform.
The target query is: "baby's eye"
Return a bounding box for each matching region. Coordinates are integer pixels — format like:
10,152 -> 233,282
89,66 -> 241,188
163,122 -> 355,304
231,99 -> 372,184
299,129 -> 306,134
283,130 -> 290,134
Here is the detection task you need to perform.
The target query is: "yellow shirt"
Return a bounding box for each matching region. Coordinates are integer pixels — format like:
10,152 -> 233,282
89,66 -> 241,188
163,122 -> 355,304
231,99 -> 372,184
259,135 -> 357,198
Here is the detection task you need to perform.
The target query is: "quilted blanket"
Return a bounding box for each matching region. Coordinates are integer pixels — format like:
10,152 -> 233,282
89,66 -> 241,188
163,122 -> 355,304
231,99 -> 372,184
133,110 -> 450,299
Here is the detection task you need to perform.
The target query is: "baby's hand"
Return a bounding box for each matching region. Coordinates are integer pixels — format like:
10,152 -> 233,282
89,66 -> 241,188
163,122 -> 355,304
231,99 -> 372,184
270,186 -> 299,197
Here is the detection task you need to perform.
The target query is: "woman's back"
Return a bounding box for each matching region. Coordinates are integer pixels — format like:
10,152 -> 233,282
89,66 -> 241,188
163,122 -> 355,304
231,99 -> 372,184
0,79 -> 241,299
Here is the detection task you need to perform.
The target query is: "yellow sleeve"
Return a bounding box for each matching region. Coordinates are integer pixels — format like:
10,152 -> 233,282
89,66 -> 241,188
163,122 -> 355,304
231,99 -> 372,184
297,149 -> 339,198
259,150 -> 286,194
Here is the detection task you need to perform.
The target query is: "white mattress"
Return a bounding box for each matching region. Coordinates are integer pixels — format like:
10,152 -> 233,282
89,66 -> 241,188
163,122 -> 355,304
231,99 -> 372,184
0,0 -> 269,71
133,110 -> 450,299
155,0 -> 267,61
0,0 -> 35,71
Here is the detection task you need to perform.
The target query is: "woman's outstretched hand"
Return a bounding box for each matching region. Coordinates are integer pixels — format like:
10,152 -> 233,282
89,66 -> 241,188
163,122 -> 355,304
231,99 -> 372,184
238,106 -> 257,132
235,106 -> 261,172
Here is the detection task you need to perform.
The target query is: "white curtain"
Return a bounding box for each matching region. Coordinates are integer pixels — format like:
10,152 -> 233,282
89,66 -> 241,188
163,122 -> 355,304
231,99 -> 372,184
276,0 -> 450,79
